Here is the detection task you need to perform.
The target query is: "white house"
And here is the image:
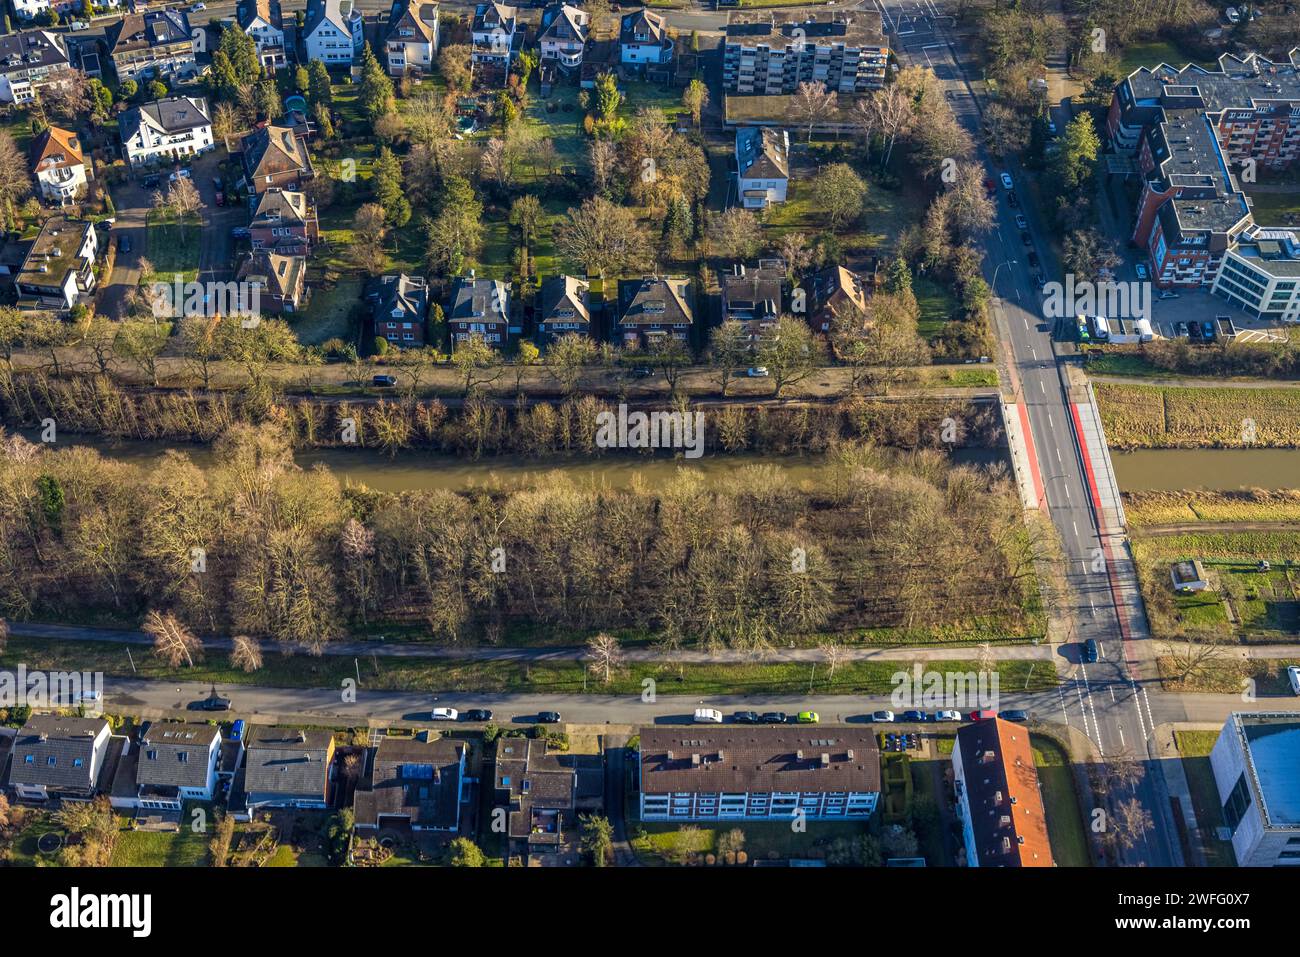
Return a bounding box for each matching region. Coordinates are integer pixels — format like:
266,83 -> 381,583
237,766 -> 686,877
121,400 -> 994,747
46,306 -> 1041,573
119,96 -> 214,169
30,126 -> 89,204
538,3 -> 589,70
620,8 -> 673,66
1211,712 -> 1300,867
13,214 -> 98,313
236,0 -> 288,72
383,0 -> 440,77
736,126 -> 789,209
638,726 -> 880,822
0,30 -> 72,106
471,2 -> 519,70
123,723 -> 223,812
303,0 -> 366,67
9,715 -> 112,800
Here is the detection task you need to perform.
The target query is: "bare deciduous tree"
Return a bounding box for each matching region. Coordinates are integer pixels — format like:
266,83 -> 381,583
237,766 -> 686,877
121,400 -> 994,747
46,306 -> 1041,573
586,632 -> 624,684
144,609 -> 203,668
231,634 -> 263,673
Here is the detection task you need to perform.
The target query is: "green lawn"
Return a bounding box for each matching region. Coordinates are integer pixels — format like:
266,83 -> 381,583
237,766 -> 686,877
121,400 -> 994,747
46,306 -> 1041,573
914,276 -> 959,342
293,278 -> 364,346
266,844 -> 329,867
1114,40 -> 1214,76
145,217 -> 201,283
0,636 -> 1057,697
1244,189 -> 1300,228
630,818 -> 862,865
4,816 -> 65,866
110,823 -> 211,867
1031,734 -> 1091,867
1174,730 -> 1237,867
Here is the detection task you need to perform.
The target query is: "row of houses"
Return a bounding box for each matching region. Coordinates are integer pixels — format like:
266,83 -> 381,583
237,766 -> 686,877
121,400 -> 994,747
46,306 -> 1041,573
1,712 -> 1057,865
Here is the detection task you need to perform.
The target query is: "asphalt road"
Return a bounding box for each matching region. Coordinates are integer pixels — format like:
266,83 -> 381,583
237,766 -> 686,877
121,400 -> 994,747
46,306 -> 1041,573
885,3 -> 1185,865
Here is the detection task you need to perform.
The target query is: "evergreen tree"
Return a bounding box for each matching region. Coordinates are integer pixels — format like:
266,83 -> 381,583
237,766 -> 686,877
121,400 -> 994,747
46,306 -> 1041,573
373,147 -> 410,227
358,44 -> 395,121
308,60 -> 333,109
884,256 -> 913,296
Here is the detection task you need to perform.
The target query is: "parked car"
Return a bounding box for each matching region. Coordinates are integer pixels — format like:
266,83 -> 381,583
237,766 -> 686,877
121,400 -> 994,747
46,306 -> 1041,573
999,709 -> 1029,723
70,20 -> 90,30
372,374 -> 397,387
1014,214 -> 1028,230
694,707 -> 724,724
1135,262 -> 1149,280
901,710 -> 928,722
1225,5 -> 1241,23
431,707 -> 459,721
168,167 -> 192,183
759,711 -> 788,724
537,711 -> 562,723
872,710 -> 895,723
79,690 -> 102,705
1288,665 -> 1300,696
231,226 -> 250,239
796,710 -> 820,724
746,366 -> 770,377
1157,289 -> 1180,300
935,710 -> 961,722
1020,230 -> 1033,247
118,235 -> 131,253
1081,638 -> 1099,663
1000,172 -> 1014,189
732,710 -> 760,724
198,690 -> 231,711
969,709 -> 998,721
190,2 -> 207,10
462,709 -> 493,722
1027,251 -> 1040,269
141,175 -> 160,189
1007,191 -> 1020,208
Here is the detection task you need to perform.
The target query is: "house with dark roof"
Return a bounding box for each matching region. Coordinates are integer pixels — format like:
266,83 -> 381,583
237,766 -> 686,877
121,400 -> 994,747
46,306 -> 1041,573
241,122 -> 314,195
105,10 -> 197,83
128,722 -> 222,811
538,3 -> 589,73
304,0 -> 366,66
243,726 -> 336,810
536,275 -> 592,343
353,731 -> 468,832
30,126 -> 89,204
449,273 -> 513,348
620,9 -> 673,68
807,263 -> 872,334
384,0 -> 440,77
472,2 -> 522,73
237,250 -> 306,313
951,718 -> 1054,867
639,726 -> 881,821
249,188 -> 318,255
237,0 -> 287,71
721,261 -> 783,344
371,273 -> 429,348
8,714 -> 112,801
0,29 -> 72,106
736,126 -> 789,208
12,214 -> 97,312
120,96 -> 214,168
494,736 -> 603,856
617,276 -> 693,348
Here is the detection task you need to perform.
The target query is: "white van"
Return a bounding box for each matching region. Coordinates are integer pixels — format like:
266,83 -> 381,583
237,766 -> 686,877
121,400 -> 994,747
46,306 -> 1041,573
693,708 -> 723,724
1288,665 -> 1300,696
1091,315 -> 1111,340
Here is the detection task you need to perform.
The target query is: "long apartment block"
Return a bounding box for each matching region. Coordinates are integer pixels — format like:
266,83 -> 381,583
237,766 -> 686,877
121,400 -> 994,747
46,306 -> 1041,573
722,11 -> 888,96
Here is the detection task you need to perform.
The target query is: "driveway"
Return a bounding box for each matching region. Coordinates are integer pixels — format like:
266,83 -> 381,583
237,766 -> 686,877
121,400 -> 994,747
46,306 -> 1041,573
191,150 -> 243,286
98,178 -> 152,320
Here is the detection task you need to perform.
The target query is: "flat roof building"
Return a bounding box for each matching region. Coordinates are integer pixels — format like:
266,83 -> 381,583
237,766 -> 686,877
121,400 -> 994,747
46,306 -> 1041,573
1211,712 -> 1300,866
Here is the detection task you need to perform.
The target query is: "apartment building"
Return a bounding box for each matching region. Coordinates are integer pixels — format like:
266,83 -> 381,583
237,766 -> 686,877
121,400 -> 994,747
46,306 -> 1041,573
0,29 -> 72,105
951,718 -> 1055,868
120,96 -> 213,168
1108,51 -> 1300,290
105,9 -> 197,83
236,0 -> 288,72
303,0 -> 365,66
383,0 -> 440,76
1211,712 -> 1300,866
1212,228 -> 1300,321
722,12 -> 888,96
638,726 -> 881,822
13,215 -> 98,312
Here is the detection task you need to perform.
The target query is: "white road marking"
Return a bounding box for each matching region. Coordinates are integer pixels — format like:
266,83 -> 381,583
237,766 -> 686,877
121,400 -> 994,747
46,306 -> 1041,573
1056,447 -> 1062,463
1039,380 -> 1045,394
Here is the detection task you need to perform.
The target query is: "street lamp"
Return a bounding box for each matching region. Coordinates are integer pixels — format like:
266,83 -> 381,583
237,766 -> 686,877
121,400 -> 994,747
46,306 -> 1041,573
991,259 -> 1017,298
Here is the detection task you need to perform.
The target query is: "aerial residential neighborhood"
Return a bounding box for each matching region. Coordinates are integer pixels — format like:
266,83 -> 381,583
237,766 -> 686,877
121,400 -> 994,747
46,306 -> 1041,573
0,0 -> 1296,934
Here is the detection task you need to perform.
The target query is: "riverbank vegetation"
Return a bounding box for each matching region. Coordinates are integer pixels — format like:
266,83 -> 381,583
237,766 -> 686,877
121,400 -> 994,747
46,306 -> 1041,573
0,424 -> 1047,654
1123,489 -> 1300,527
0,369 -> 1003,457
1087,336 -> 1300,382
1095,382 -> 1300,449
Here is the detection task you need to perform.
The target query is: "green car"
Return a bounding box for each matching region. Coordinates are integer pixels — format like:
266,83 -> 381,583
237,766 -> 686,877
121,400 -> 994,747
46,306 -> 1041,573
796,711 -> 819,724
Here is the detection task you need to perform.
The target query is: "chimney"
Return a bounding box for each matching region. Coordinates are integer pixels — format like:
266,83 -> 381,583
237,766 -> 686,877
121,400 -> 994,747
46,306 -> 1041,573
796,749 -> 804,760
691,753 -> 701,767
820,753 -> 830,767
847,749 -> 855,760
994,790 -> 1004,806
666,750 -> 674,761
980,750 -> 997,764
